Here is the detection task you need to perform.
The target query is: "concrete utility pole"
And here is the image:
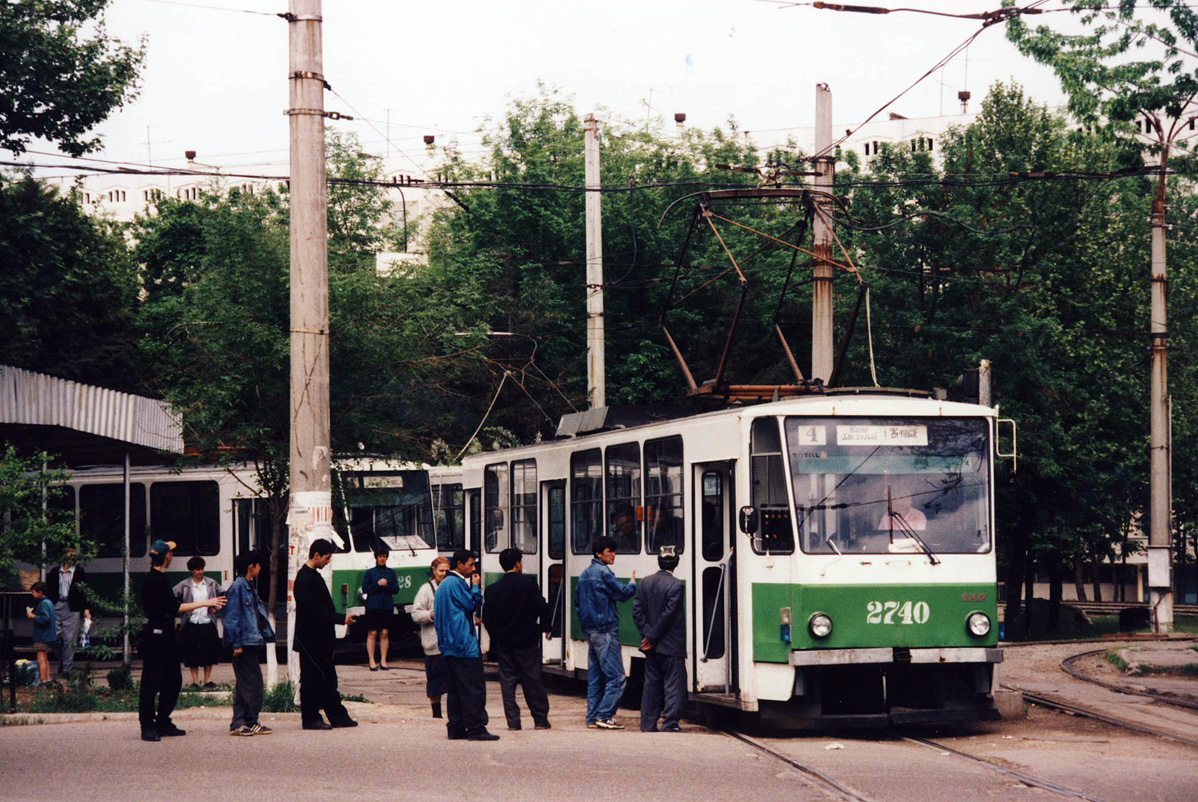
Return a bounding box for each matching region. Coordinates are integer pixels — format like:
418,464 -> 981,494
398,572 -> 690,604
811,84 -> 835,384
584,114 -> 606,409
1148,164 -> 1174,632
286,0 -> 334,688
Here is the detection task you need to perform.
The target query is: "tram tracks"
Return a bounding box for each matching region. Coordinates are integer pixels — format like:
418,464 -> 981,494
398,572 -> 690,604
717,727 -> 1103,802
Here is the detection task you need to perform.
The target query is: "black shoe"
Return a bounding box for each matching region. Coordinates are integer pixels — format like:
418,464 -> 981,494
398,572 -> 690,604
141,728 -> 161,742
156,724 -> 186,737
467,728 -> 500,741
661,725 -> 682,732
534,721 -> 552,730
447,729 -> 468,740
330,717 -> 358,728
302,721 -> 333,731
203,682 -> 219,690
507,723 -> 522,730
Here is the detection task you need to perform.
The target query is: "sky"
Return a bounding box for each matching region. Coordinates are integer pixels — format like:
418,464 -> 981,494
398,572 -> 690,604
36,0 -> 1070,177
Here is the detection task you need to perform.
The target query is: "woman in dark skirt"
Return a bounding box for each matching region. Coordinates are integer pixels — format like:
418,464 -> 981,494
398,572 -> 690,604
173,556 -> 224,689
360,545 -> 399,670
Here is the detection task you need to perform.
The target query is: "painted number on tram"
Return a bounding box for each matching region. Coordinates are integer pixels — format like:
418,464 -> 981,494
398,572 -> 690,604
865,600 -> 930,625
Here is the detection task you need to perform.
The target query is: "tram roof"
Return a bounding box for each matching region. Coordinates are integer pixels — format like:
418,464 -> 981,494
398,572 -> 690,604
553,390 -> 994,440
0,364 -> 183,467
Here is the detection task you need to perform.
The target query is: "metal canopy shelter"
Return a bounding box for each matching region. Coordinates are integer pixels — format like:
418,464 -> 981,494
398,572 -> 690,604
0,365 -> 184,705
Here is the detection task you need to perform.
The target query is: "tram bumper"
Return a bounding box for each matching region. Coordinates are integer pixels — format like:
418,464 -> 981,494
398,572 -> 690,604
780,647 -> 1003,727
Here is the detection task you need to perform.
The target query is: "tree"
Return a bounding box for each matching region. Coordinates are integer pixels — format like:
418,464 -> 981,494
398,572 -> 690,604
0,0 -> 144,155
0,174 -> 142,391
1006,0 -> 1198,626
0,444 -> 79,582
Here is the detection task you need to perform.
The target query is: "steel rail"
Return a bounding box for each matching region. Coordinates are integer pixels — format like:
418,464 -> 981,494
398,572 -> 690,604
904,736 -> 1102,802
717,728 -> 875,802
1060,649 -> 1198,712
1013,690 -> 1198,750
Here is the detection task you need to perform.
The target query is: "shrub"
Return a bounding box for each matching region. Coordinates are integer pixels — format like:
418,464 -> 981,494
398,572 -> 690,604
262,680 -> 298,713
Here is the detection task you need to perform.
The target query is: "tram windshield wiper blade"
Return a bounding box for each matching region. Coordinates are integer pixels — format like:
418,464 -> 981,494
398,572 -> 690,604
886,509 -> 940,566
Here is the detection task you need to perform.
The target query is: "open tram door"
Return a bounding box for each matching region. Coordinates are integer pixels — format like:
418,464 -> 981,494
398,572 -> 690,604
692,461 -> 738,696
540,480 -> 567,664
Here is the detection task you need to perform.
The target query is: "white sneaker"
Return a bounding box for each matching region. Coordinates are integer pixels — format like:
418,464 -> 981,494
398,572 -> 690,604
594,718 -> 625,730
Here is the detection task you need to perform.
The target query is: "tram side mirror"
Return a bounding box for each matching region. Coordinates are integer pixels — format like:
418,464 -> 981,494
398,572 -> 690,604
738,506 -> 759,535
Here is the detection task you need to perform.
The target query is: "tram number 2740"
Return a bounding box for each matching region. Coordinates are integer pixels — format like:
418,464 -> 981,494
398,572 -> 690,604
865,600 -> 930,625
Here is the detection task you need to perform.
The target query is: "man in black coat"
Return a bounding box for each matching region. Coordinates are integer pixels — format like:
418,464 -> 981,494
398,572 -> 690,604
482,547 -> 552,730
292,538 -> 358,730
45,548 -> 90,674
632,545 -> 686,732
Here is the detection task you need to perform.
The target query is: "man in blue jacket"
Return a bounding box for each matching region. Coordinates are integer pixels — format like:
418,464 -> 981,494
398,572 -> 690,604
434,549 -> 499,741
223,552 -> 275,736
574,535 -> 636,730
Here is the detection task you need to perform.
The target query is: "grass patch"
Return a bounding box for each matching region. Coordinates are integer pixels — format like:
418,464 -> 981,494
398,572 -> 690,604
342,693 -> 371,703
22,681 -> 230,714
1104,649 -> 1130,671
262,679 -> 297,713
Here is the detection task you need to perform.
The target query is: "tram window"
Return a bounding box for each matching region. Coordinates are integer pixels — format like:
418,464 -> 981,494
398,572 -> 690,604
570,449 -> 603,554
80,483 -> 147,558
511,460 -> 537,554
750,418 -> 794,554
702,566 -> 726,659
605,443 -> 641,553
433,483 -> 465,551
547,485 -> 566,560
151,481 -> 219,556
484,463 -> 510,553
344,472 -> 436,553
47,485 -> 80,548
644,436 -> 684,554
701,472 -> 724,562
469,491 -> 481,553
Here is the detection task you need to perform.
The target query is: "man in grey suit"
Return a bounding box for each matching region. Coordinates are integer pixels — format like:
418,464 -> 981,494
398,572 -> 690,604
632,545 -> 686,732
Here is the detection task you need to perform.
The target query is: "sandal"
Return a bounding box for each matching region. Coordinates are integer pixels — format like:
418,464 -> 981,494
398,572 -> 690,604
380,665 -> 391,671
369,665 -> 379,671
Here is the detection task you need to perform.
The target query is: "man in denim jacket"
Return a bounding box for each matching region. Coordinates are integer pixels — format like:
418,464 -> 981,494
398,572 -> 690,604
574,535 -> 636,729
222,553 -> 276,736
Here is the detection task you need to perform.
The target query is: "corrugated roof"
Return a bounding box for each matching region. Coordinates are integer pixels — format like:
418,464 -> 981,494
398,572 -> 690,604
0,365 -> 183,455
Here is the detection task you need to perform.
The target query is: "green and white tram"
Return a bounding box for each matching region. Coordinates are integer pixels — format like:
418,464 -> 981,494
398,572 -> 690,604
460,390 -> 1005,727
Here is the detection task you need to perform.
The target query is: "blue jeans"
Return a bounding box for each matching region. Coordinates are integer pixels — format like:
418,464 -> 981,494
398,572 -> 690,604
586,631 -> 625,723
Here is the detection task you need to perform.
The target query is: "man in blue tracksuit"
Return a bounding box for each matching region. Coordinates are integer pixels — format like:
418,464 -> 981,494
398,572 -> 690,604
433,549 -> 499,741
574,535 -> 637,729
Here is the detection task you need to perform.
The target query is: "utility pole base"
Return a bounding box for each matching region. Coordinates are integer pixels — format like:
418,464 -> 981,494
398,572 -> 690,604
1149,589 -> 1174,634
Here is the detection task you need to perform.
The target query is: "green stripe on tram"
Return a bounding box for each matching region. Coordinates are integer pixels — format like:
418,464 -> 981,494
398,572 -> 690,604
330,566 -> 429,612
752,582 -> 999,663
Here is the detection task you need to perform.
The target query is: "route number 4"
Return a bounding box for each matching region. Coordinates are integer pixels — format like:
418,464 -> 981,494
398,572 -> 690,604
866,600 -> 930,625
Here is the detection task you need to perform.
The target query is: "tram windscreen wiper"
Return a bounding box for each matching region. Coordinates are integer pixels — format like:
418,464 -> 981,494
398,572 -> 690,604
885,488 -> 940,566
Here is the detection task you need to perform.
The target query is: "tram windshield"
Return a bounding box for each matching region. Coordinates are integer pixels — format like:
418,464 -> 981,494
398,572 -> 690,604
340,470 -> 435,553
785,417 -> 991,556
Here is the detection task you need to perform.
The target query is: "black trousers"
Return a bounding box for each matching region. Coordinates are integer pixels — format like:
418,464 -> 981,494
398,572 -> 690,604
138,632 -> 181,731
231,646 -> 264,728
299,650 -> 350,726
641,652 -> 687,732
444,655 -> 488,737
495,644 -> 550,728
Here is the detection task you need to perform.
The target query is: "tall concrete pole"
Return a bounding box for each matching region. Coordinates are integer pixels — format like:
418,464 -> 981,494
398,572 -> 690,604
811,84 -> 835,384
584,114 -> 606,409
286,0 -> 333,688
1148,165 -> 1174,632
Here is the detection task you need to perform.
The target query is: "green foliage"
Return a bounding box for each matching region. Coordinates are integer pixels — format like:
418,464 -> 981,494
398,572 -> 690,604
0,1 -> 144,156
0,444 -> 79,578
262,679 -> 298,712
106,664 -> 133,691
0,175 -> 142,390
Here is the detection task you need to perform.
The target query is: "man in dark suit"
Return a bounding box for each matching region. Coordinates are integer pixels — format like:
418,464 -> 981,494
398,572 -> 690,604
632,545 -> 686,732
292,538 -> 358,731
482,547 -> 552,730
45,547 -> 90,674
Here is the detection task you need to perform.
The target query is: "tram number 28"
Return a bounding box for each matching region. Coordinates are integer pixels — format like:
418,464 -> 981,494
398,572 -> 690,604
865,600 -> 930,625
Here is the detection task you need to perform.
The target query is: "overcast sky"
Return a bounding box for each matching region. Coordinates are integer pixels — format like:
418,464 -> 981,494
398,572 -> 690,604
40,0 -> 1069,175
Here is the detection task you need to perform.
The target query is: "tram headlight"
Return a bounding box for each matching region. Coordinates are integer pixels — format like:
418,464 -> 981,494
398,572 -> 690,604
967,611 -> 991,637
808,612 -> 833,639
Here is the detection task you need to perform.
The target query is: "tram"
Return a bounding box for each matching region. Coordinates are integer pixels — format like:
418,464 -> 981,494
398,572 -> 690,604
454,390 -> 1009,726
23,460 -> 442,642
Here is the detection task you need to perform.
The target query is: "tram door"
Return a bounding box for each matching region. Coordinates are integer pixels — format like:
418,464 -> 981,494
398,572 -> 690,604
540,481 -> 567,664
693,462 -> 736,693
